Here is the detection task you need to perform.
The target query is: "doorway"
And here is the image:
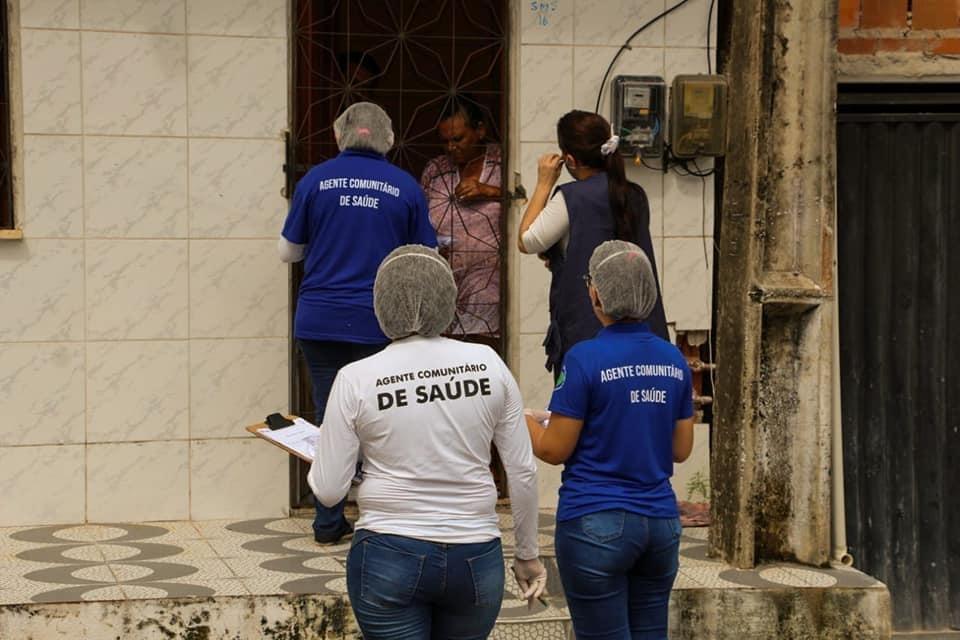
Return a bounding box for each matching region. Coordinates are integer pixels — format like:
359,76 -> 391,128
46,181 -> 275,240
837,83 -> 960,632
286,0 -> 511,509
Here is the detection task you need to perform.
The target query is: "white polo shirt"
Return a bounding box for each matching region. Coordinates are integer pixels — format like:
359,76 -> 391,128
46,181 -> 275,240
308,335 -> 540,560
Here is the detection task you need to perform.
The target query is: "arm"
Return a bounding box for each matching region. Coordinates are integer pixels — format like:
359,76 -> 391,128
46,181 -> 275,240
517,153 -> 563,253
277,236 -> 305,263
410,187 -> 439,248
525,413 -> 583,465
520,192 -> 569,255
673,417 -> 695,463
307,373 -> 361,507
493,366 -> 540,562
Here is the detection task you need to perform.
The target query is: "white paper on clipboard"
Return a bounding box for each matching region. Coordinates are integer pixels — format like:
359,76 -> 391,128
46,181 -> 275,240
256,418 -> 320,461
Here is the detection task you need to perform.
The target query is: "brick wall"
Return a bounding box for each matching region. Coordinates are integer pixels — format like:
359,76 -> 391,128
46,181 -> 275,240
838,0 -> 960,55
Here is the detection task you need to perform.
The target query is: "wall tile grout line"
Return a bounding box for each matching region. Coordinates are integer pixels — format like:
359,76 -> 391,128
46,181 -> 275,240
20,25 -> 287,41
185,28 -> 193,521
77,3 -> 89,527
23,132 -> 282,142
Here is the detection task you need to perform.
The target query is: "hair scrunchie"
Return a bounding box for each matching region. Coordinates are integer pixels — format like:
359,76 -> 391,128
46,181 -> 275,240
600,134 -> 620,156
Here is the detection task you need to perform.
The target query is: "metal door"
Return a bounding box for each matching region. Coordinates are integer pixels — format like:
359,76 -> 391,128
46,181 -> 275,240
837,84 -> 960,632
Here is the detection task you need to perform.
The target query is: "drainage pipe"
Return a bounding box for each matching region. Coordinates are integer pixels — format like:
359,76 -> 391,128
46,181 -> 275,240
831,192 -> 854,568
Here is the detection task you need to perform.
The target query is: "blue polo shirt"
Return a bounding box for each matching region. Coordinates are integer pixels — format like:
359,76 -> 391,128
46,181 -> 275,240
282,149 -> 437,343
548,322 -> 694,521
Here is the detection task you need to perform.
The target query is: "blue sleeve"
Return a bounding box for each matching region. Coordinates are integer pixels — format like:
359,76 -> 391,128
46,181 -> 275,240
281,177 -> 313,244
548,350 -> 590,420
676,360 -> 694,420
409,188 -> 438,248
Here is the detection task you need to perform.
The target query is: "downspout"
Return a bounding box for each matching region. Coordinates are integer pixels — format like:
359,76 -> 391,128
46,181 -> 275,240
831,181 -> 853,567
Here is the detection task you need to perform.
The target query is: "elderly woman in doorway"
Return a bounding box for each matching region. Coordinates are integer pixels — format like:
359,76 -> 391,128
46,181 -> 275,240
526,240 -> 695,640
421,97 -> 503,345
309,245 -> 547,640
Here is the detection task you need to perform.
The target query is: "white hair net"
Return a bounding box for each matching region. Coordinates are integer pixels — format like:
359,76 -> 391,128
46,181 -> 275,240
588,240 -> 658,321
333,102 -> 395,154
374,245 -> 457,340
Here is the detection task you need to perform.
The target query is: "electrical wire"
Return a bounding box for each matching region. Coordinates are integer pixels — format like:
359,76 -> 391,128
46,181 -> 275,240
594,0 -> 694,114
707,0 -> 716,74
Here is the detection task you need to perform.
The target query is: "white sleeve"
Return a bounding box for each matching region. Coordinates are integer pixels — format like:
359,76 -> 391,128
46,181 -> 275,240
492,360 -> 540,561
307,372 -> 360,507
521,191 -> 570,254
278,236 -> 306,263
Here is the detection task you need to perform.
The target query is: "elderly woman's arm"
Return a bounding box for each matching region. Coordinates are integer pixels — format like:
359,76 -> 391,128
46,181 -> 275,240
307,374 -> 360,507
493,366 -> 540,562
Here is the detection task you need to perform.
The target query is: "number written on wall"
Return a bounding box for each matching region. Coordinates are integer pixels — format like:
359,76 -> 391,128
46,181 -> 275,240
530,1 -> 559,27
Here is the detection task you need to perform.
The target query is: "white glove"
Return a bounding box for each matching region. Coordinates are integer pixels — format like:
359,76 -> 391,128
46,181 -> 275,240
523,408 -> 551,425
511,558 -> 547,609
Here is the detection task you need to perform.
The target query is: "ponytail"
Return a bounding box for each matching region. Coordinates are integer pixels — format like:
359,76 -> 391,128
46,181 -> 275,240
557,110 -> 637,241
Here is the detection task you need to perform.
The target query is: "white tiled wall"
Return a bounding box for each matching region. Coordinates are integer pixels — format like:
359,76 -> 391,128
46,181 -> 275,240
0,0 -> 289,526
512,0 -> 716,504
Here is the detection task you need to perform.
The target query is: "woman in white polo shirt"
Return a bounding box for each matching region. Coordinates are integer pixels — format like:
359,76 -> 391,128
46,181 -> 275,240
309,245 -> 546,640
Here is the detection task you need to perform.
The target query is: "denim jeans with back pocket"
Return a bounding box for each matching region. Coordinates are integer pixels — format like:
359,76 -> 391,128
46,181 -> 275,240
555,509 -> 682,640
346,529 -> 505,640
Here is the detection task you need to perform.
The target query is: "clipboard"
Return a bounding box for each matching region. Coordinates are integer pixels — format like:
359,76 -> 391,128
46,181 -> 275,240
245,416 -> 318,462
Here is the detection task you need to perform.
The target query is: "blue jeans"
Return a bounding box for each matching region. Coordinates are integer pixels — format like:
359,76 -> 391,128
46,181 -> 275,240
346,530 -> 505,640
298,339 -> 386,541
555,510 -> 681,640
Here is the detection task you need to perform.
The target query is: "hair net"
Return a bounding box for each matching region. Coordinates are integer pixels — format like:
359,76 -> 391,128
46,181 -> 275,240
374,245 -> 457,340
588,240 -> 658,322
333,102 -> 395,154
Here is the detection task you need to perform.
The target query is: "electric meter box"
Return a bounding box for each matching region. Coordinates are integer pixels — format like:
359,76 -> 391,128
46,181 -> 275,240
669,74 -> 728,158
611,75 -> 665,159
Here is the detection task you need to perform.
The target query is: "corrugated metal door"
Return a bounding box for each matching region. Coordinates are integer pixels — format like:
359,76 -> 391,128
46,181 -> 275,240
837,84 -> 960,632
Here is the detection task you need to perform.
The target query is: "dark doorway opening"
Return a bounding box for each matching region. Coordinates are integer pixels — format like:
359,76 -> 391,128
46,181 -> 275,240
287,0 -> 511,509
837,83 -> 960,632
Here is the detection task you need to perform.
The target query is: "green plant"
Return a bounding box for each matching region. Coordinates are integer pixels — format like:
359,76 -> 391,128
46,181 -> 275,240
686,471 -> 710,502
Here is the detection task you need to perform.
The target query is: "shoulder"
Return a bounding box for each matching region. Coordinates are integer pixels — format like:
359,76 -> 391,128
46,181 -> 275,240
421,155 -> 452,179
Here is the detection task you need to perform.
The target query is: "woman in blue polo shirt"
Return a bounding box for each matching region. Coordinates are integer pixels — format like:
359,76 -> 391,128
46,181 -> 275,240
526,240 -> 694,640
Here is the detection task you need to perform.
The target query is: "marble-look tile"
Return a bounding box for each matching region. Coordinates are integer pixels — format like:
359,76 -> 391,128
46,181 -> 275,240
518,254 -> 551,335
186,0 -> 287,37
0,239 -> 84,342
189,139 -> 286,238
574,0 -> 665,47
87,441 -> 189,522
572,45 -> 664,115
670,422 -> 710,501
512,333 -> 553,413
626,162 -> 664,239
188,36 -> 286,138
20,0 -> 78,28
81,0 -> 185,33
665,46 -> 709,83
662,237 -> 712,330
22,135 -> 83,238
190,439 -> 288,520
663,165 -> 713,237
189,240 -> 287,338
21,29 -> 82,134
82,32 -> 187,136
0,343 -> 84,446
665,0 -> 717,48
521,0 -> 572,45
189,338 -> 288,439
84,137 -> 188,238
85,240 -> 189,340
519,46 -> 572,142
86,341 -> 189,443
0,445 -> 84,526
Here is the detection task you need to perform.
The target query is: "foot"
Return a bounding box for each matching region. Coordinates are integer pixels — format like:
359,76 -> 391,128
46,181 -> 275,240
314,520 -> 354,545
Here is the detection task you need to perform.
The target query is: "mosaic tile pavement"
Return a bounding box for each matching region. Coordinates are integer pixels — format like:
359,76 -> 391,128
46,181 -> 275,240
0,510 -> 881,616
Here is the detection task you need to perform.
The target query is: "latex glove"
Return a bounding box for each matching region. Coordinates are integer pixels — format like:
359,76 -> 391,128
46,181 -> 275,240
523,408 -> 550,426
512,558 -> 547,609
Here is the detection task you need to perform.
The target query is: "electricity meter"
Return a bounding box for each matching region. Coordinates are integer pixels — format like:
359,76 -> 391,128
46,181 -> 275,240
669,74 -> 728,158
611,75 -> 665,159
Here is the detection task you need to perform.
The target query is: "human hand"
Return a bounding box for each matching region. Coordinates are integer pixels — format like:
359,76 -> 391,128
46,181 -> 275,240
536,153 -> 563,187
512,558 -> 547,609
455,178 -> 498,202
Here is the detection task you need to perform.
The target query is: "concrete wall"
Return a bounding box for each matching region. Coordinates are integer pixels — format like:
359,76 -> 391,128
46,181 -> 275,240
0,0 -> 718,526
0,0 -> 291,526
507,0 -> 717,503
